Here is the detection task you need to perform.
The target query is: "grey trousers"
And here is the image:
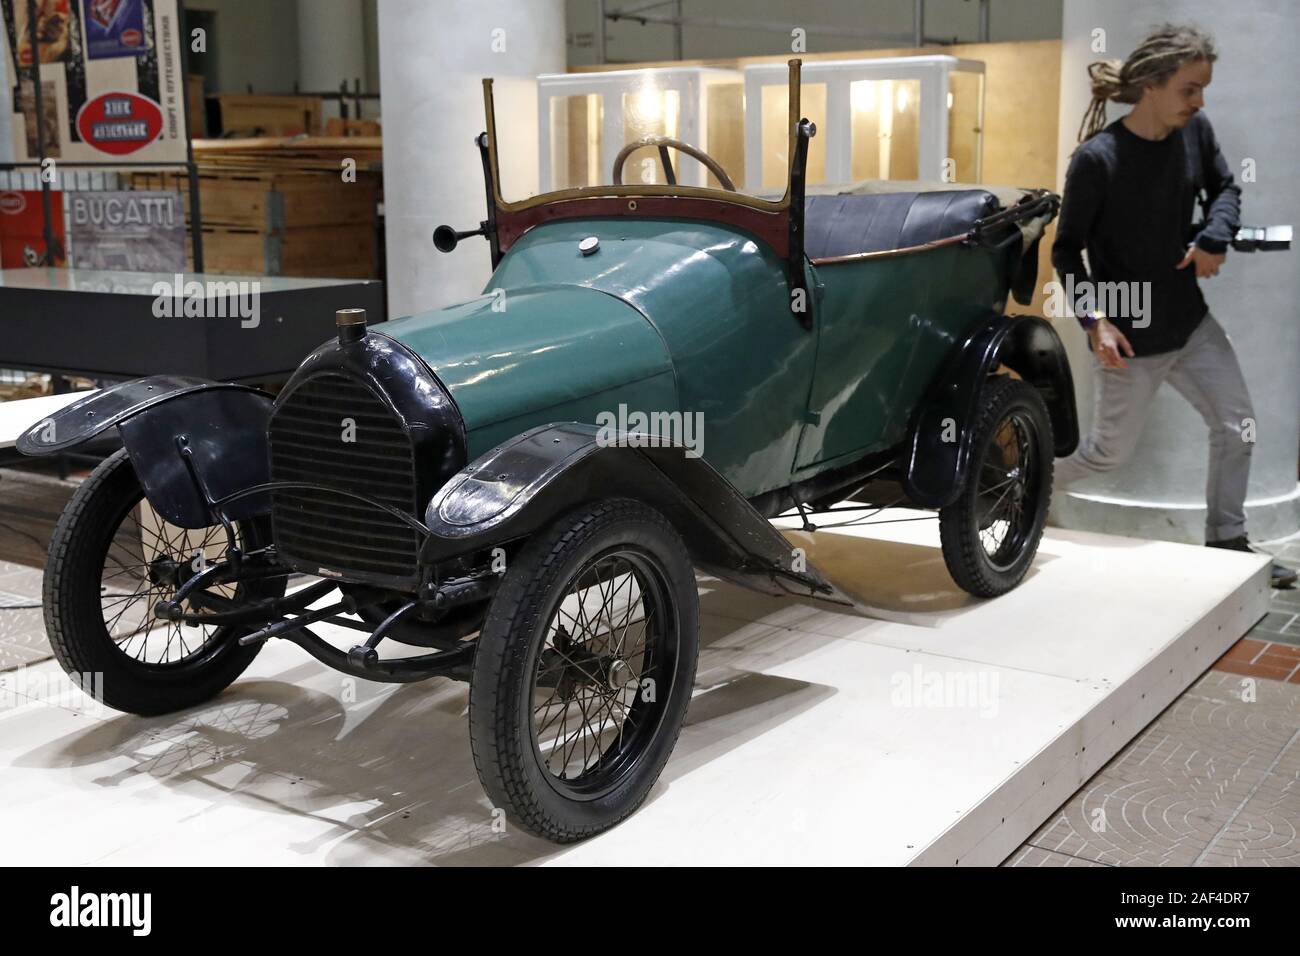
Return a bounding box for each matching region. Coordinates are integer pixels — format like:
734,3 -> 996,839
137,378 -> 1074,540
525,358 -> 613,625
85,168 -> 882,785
1054,312 -> 1255,542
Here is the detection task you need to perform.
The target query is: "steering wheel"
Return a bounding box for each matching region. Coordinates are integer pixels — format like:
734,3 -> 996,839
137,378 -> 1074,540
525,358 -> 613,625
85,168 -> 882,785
612,136 -> 737,191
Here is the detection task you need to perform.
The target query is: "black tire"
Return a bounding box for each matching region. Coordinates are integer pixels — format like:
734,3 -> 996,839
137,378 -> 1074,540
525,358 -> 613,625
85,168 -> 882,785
939,375 -> 1053,598
468,498 -> 699,843
44,448 -> 281,716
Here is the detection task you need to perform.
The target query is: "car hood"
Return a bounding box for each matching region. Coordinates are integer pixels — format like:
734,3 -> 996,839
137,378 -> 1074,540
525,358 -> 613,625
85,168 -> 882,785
380,283 -> 674,443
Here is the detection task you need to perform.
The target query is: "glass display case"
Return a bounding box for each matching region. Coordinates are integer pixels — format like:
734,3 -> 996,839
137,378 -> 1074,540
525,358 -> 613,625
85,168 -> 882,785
537,67 -> 744,193
742,55 -> 985,191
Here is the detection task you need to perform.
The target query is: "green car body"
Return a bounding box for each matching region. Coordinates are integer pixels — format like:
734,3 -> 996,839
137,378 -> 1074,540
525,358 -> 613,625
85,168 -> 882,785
386,213 -> 1017,501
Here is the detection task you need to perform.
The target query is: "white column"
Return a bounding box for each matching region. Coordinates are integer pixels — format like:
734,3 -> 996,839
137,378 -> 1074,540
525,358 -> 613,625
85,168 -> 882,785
377,0 -> 566,317
297,0 -> 368,94
1055,0 -> 1300,542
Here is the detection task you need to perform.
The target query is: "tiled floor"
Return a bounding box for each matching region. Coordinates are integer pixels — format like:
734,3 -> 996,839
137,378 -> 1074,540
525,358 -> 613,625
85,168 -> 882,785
2,461 -> 1297,865
1007,541 -> 1300,866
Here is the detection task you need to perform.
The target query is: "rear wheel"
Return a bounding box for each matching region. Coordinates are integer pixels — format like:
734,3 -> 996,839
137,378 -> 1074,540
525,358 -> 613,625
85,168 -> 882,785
939,375 -> 1053,597
44,448 -> 282,715
468,498 -> 699,843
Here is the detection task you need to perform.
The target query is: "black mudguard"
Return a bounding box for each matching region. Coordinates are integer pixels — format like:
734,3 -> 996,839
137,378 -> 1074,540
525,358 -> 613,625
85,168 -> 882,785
422,422 -> 854,605
903,313 -> 1078,509
16,375 -> 273,528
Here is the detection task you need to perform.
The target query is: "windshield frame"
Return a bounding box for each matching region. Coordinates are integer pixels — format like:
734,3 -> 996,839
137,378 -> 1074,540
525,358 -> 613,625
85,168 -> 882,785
482,60 -> 805,217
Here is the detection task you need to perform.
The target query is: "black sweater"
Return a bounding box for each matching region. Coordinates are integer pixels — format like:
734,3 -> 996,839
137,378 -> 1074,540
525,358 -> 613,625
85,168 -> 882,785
1051,112 -> 1241,356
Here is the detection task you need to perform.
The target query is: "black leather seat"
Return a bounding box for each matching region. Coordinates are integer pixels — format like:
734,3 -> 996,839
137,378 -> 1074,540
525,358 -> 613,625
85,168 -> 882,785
803,189 -> 1000,260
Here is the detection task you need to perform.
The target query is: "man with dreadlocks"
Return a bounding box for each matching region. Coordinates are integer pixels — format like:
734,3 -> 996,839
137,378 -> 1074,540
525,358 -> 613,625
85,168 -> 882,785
1051,23 -> 1294,588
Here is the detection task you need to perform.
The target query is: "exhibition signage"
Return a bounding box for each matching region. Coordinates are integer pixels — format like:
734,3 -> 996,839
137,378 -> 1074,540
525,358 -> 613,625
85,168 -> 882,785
67,188 -> 184,270
84,0 -> 147,60
75,89 -> 165,154
0,188 -> 65,266
1,0 -> 187,162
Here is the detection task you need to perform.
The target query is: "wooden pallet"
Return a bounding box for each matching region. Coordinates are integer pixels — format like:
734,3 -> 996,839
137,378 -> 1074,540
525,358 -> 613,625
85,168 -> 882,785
193,136 -> 383,172
129,170 -> 378,231
185,224 -> 377,279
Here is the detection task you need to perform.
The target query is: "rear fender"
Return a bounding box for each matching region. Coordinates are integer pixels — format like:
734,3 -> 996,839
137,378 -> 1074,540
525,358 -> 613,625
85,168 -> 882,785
903,313 -> 1078,508
16,376 -> 273,528
421,422 -> 853,604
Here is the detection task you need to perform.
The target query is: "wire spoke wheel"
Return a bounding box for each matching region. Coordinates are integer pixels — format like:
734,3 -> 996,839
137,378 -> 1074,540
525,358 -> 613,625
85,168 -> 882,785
469,498 -> 699,843
529,548 -> 675,798
44,449 -> 283,716
975,411 -> 1035,571
939,376 -> 1053,598
99,496 -> 242,667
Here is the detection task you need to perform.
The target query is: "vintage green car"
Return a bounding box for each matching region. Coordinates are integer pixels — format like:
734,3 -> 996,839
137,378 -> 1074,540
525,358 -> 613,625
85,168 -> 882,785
19,62 -> 1074,842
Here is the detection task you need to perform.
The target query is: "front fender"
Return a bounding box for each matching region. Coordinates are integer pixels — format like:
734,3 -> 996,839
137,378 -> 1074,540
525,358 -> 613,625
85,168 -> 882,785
903,313 -> 1078,509
421,422 -> 852,604
17,376 -> 274,528
16,376 -> 229,455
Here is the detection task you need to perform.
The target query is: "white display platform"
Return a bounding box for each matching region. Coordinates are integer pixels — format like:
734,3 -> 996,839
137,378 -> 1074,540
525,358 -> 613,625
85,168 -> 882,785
0,513 -> 1269,865
0,390 -> 96,448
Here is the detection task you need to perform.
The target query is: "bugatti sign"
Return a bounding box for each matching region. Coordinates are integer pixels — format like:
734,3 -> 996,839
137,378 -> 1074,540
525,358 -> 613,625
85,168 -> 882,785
75,91 -> 164,155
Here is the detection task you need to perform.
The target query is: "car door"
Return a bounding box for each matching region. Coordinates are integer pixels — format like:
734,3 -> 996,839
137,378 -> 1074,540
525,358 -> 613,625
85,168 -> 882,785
792,254 -> 942,472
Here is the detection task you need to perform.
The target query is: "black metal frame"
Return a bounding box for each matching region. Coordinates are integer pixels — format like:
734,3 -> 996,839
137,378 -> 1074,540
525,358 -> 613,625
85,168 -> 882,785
787,117 -> 815,329
249,80 -> 379,122
134,447 -> 884,686
148,474 -> 491,683
968,188 -> 1060,240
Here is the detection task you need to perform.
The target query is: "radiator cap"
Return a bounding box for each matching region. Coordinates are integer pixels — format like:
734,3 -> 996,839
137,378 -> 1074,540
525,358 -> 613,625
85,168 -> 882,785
336,308 -> 368,343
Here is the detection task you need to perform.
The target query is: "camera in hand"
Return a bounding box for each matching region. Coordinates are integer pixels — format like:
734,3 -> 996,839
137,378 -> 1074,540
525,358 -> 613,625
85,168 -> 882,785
1231,224 -> 1291,252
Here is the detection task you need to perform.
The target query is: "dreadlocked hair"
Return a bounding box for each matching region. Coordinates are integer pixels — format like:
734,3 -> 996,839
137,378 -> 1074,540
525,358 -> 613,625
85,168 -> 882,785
1078,23 -> 1217,142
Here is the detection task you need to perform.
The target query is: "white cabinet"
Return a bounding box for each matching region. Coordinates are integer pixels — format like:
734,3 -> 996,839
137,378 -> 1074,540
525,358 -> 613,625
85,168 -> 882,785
537,67 -> 744,192
742,55 -> 985,191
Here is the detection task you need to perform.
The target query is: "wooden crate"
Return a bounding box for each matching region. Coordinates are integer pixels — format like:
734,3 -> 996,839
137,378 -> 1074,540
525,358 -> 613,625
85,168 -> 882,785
325,117 -> 382,137
187,223 -> 377,279
216,95 -> 323,136
130,170 -> 378,231
127,135 -> 382,279
187,74 -> 206,138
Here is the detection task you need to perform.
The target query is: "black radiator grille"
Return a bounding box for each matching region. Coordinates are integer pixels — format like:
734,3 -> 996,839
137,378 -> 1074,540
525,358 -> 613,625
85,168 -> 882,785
269,372 -> 420,580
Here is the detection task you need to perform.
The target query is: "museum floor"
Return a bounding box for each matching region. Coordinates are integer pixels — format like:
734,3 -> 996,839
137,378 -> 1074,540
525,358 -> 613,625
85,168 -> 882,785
1,463 -> 1296,866
1004,542 -> 1300,867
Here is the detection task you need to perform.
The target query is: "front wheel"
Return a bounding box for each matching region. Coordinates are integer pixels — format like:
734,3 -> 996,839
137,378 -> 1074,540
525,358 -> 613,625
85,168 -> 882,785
43,448 -> 282,715
939,375 -> 1054,597
468,498 -> 699,843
